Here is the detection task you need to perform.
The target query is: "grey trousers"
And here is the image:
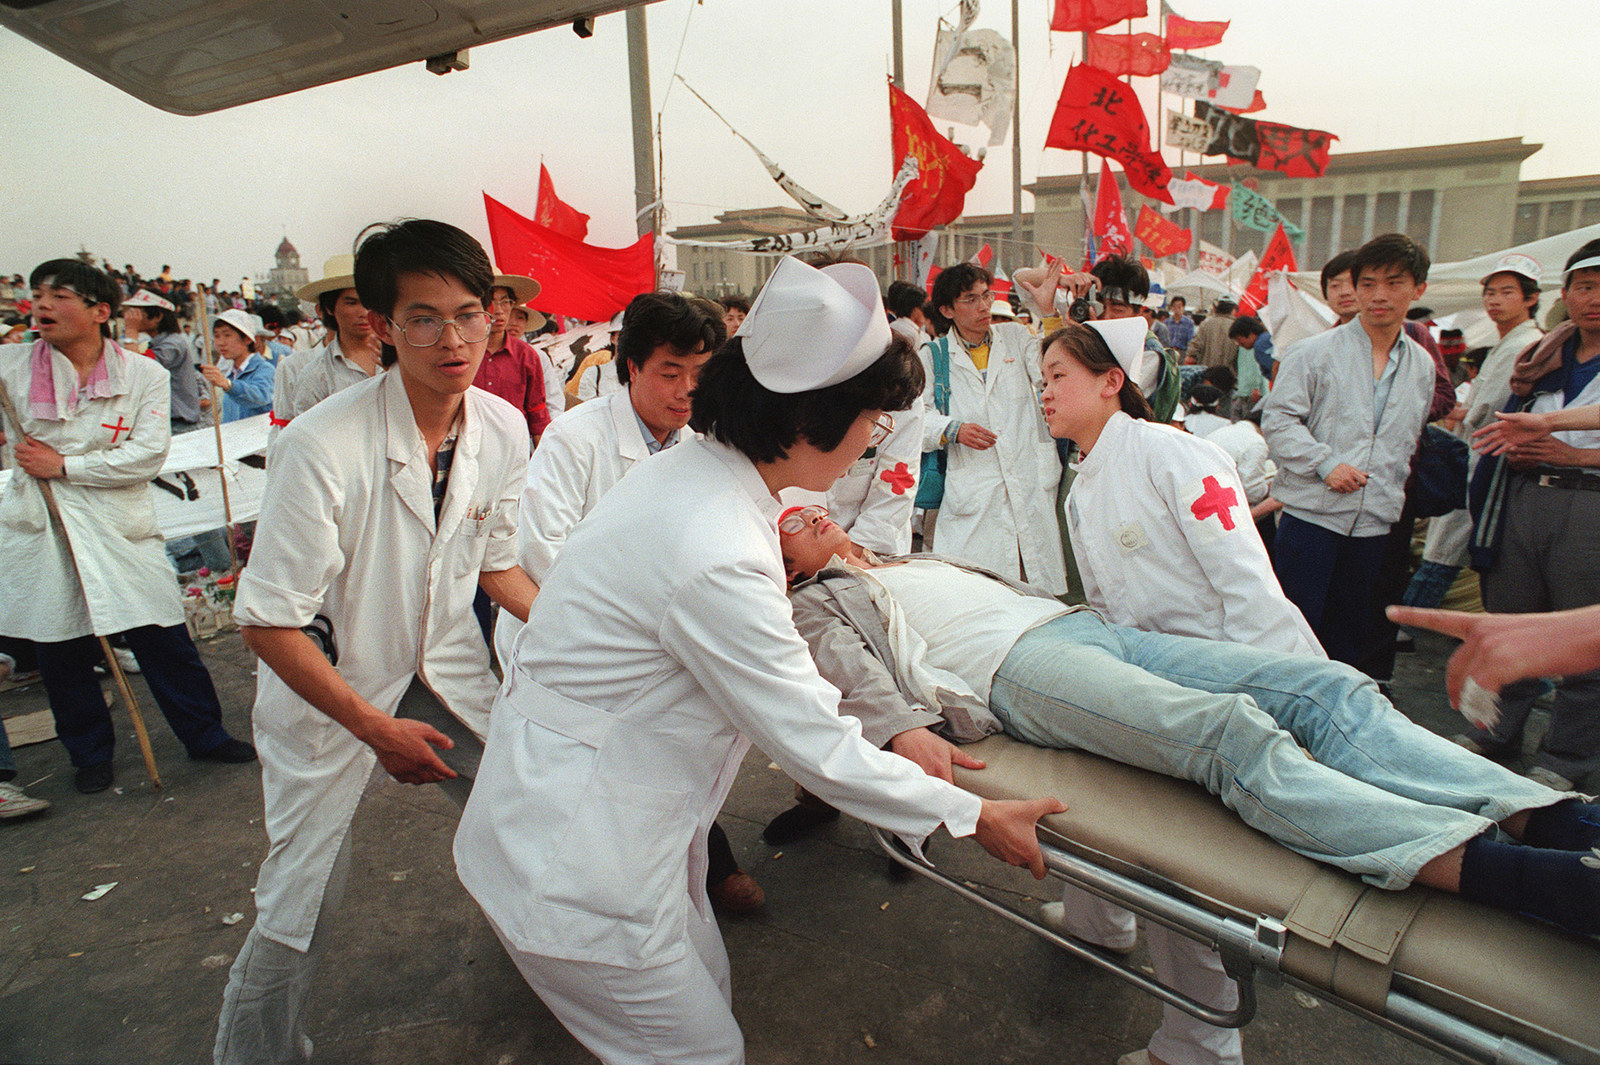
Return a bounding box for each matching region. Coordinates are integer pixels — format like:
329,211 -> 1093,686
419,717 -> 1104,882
1473,474 -> 1600,781
213,682 -> 483,1064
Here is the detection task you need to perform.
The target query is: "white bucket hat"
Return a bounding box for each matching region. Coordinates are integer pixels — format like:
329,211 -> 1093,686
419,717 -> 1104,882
213,308 -> 260,346
1480,253 -> 1543,287
736,257 -> 893,394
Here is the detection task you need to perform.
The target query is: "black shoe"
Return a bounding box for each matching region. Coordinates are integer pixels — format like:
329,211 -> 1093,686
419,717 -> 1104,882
75,762 -> 115,794
762,801 -> 840,845
193,737 -> 258,764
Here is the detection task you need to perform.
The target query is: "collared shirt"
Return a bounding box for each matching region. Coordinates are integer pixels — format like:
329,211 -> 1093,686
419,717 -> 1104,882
292,335 -> 379,418
147,331 -> 202,425
1166,314 -> 1196,351
631,402 -> 680,454
472,333 -> 551,443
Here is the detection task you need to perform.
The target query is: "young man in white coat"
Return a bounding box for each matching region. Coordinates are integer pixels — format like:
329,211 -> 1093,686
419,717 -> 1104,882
491,291 -> 763,912
0,260 -> 254,796
456,256 -> 1062,1065
919,262 -> 1066,594
213,220 -> 539,1065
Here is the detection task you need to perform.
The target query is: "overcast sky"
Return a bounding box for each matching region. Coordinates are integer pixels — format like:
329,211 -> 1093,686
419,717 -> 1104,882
2,0 -> 1596,285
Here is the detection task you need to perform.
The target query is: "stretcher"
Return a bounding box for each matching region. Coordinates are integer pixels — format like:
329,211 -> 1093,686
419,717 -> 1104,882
875,734 -> 1600,1065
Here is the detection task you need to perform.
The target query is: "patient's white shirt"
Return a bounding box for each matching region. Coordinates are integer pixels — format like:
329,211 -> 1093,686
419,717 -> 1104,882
860,559 -> 1068,704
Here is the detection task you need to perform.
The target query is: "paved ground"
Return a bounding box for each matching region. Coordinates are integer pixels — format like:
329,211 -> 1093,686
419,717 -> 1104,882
0,627 -> 1580,1065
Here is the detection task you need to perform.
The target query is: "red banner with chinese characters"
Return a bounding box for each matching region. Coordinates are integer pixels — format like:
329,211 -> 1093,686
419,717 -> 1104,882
890,81 -> 984,241
1239,223 -> 1298,316
1164,15 -> 1228,49
1045,64 -> 1173,203
483,193 -> 654,322
1253,119 -> 1337,178
1134,204 -> 1192,258
1093,159 -> 1133,256
1051,0 -> 1148,32
535,164 -> 590,240
1087,32 -> 1171,77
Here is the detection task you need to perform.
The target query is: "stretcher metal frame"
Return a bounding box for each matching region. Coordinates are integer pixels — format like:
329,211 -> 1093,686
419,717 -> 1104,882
873,827 -> 1573,1065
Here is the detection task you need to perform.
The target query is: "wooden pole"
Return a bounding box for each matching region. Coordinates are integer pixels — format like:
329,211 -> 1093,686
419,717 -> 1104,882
0,379 -> 162,789
192,287 -> 240,574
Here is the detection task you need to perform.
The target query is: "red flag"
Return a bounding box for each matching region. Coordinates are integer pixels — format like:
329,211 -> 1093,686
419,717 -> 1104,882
482,193 -> 654,322
1219,90 -> 1267,115
924,263 -> 943,295
968,243 -> 994,267
1238,223 -> 1298,317
1164,15 -> 1228,49
1051,0 -> 1147,32
890,81 -> 984,241
1086,32 -> 1171,77
1045,64 -> 1173,203
1092,159 -> 1133,257
1182,170 -> 1230,210
534,164 -> 590,240
1133,204 -> 1192,258
1253,121 -> 1337,178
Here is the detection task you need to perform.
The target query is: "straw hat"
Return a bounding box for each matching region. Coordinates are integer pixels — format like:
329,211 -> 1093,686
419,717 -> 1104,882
295,254 -> 357,302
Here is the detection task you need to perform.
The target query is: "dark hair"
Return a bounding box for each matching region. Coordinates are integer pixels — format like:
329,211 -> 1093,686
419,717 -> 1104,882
1228,316 -> 1264,340
1188,383 -> 1225,413
1562,238 -> 1600,283
354,218 -> 493,369
615,292 -> 721,386
316,290 -> 347,333
1089,255 -> 1150,303
353,219 -> 493,318
1350,233 -> 1430,285
284,308 -> 302,326
1213,298 -> 1237,315
1038,324 -> 1154,422
1200,364 -> 1237,392
885,280 -> 926,319
929,262 -> 991,326
1168,295 -> 1186,309
30,259 -> 121,338
1319,250 -> 1358,297
721,295 -> 751,315
258,304 -> 284,329
921,300 -> 945,336
690,335 -> 924,463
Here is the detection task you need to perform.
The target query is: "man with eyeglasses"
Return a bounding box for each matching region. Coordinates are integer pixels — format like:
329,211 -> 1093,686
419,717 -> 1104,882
920,262 -> 1067,595
214,220 -> 539,1065
472,275 -> 551,451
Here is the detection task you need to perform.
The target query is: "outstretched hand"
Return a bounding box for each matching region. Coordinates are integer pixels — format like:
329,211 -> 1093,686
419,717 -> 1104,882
1387,604 -> 1600,711
974,796 -> 1068,879
889,726 -> 986,784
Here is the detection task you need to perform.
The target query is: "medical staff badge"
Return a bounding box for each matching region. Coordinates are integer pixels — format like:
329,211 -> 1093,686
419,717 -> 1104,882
1115,521 -> 1150,553
1188,475 -> 1239,534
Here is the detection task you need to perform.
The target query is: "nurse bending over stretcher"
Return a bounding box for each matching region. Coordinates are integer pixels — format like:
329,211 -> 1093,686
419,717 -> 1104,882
777,512 -> 1600,939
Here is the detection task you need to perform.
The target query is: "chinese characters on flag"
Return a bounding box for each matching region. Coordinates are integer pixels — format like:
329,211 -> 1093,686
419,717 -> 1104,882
1134,205 -> 1192,258
1164,16 -> 1229,49
535,164 -> 590,241
1045,64 -> 1173,203
1051,0 -> 1147,32
889,81 -> 984,241
1238,223 -> 1298,317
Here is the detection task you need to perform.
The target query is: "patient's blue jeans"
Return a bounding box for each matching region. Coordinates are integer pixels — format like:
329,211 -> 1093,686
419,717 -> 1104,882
989,612 -> 1563,889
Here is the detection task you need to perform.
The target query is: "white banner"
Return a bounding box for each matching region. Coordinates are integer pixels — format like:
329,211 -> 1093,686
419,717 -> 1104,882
1160,54 -> 1221,100
1166,110 -> 1213,153
1206,65 -> 1261,111
1198,240 -> 1234,278
927,26 -> 1017,147
913,232 -> 940,288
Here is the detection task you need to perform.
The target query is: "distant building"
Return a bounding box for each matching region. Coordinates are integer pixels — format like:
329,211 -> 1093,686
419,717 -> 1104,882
256,237 -> 310,306
669,137 -> 1600,290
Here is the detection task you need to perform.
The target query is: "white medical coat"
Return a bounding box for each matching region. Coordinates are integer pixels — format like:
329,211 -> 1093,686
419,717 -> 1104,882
918,324 -> 1066,594
0,341 -> 183,642
490,386 -> 687,665
455,438 -> 982,968
824,402 -> 923,555
1067,412 -> 1322,656
234,370 -> 526,951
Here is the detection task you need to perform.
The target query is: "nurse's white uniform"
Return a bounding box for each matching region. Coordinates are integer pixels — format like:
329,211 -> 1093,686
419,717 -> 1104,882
456,438 -> 982,1065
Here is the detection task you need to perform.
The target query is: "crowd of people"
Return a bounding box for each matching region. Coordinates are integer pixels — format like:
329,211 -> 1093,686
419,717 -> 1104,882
1,223 -> 1598,1065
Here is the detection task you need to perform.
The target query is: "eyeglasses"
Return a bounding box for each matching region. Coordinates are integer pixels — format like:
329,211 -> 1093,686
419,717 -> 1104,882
389,311 -> 491,347
953,290 -> 992,306
778,505 -> 828,536
868,412 -> 895,447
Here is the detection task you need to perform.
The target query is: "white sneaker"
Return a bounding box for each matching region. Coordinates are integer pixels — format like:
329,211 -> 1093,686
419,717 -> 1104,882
1525,766 -> 1577,792
112,647 -> 141,674
0,780 -> 50,820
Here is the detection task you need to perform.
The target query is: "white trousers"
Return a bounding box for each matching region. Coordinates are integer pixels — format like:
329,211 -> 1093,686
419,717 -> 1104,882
490,907 -> 742,1065
1058,887 -> 1243,1065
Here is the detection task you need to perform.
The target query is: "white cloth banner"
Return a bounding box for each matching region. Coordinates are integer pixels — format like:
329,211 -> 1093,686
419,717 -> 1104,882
913,232 -> 940,288
1160,54 -> 1221,100
1206,65 -> 1261,111
1166,110 -> 1214,154
1198,240 -> 1234,278
927,26 -> 1017,147
1161,173 -> 1226,213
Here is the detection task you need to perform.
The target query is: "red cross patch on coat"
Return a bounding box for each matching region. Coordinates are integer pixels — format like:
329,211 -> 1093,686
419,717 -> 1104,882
102,416 -> 132,444
1189,475 -> 1238,531
879,462 -> 916,496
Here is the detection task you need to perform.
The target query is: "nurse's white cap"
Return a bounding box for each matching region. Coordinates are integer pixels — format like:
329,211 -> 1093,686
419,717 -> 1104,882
736,256 -> 893,394
1086,316 -> 1148,387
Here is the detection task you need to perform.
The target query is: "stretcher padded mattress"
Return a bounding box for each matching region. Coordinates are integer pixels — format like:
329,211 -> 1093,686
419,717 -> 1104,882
953,735 -> 1600,1063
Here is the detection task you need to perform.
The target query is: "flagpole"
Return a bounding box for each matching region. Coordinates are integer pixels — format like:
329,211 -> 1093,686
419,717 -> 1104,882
625,5 -> 659,267
1079,31 -> 1090,266
1009,0 -> 1022,270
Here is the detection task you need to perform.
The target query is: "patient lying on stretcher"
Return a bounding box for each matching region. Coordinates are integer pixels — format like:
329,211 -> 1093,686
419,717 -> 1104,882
777,505 -> 1600,937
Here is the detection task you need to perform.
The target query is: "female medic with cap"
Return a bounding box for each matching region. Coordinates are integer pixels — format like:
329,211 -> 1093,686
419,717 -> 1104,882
454,256 -> 1064,1065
